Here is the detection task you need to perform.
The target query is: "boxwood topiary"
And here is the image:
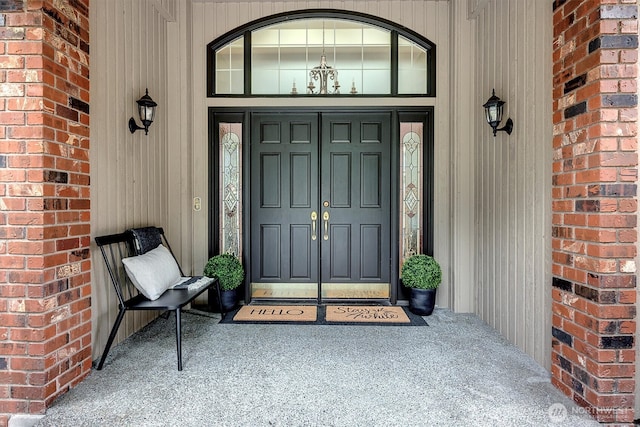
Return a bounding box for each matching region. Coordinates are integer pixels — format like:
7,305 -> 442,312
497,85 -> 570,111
204,253 -> 244,291
401,254 -> 442,290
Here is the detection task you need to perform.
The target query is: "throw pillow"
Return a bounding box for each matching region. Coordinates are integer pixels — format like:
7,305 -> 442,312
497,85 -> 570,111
122,244 -> 181,300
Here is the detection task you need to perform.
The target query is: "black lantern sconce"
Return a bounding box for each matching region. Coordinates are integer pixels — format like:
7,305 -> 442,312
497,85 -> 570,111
483,89 -> 513,137
128,88 -> 157,135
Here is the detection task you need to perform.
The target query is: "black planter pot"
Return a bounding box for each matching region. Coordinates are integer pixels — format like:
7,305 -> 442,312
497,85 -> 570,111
409,288 -> 437,316
218,288 -> 238,312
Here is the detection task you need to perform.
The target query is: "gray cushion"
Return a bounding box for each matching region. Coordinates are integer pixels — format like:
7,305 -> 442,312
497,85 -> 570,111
122,244 -> 181,300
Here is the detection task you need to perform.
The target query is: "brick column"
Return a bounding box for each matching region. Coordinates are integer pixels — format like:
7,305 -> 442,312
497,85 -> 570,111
552,0 -> 638,423
0,1 -> 90,424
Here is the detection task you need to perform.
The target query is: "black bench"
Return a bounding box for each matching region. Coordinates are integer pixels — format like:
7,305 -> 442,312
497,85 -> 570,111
95,226 -> 221,371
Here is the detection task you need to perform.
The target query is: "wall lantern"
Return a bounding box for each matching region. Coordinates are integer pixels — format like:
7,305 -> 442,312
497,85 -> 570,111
128,88 -> 157,135
483,89 -> 513,137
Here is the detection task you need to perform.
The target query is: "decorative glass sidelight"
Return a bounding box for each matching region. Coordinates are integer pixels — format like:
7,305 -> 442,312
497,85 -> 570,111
399,122 -> 423,263
219,123 -> 243,256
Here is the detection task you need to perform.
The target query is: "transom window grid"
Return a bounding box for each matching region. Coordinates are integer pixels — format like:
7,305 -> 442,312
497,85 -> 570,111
215,38 -> 244,95
251,19 -> 391,95
208,11 -> 434,97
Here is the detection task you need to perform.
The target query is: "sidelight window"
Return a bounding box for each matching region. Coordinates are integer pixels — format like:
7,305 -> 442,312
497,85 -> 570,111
399,121 -> 429,263
219,122 -> 243,255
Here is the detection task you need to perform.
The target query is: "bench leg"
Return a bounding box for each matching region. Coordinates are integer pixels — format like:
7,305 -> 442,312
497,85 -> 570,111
97,307 -> 126,370
175,308 -> 182,371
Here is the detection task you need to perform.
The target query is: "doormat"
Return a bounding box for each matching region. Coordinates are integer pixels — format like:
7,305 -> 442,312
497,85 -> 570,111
220,305 -> 427,326
232,305 -> 317,322
325,306 -> 410,323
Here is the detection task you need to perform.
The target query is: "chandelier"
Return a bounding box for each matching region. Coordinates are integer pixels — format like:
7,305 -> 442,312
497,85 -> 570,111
289,21 -> 357,96
307,52 -> 340,94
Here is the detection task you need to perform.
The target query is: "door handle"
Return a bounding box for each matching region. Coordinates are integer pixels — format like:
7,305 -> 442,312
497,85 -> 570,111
311,211 -> 317,240
323,211 -> 329,240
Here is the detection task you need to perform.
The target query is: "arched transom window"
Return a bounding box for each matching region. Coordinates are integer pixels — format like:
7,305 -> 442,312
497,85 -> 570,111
207,10 -> 435,97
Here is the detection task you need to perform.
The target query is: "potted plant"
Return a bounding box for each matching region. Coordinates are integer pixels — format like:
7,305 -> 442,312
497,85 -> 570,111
204,253 -> 244,311
401,254 -> 441,316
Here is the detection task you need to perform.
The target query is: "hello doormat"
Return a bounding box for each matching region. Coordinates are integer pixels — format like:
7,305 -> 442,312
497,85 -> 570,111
325,306 -> 411,323
232,305 -> 317,322
222,305 -> 426,325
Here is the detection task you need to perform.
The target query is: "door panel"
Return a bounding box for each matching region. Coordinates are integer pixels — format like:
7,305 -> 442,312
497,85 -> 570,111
320,113 -> 391,286
360,224 -> 382,278
329,224 -> 351,279
290,224 -> 312,279
251,114 -> 319,290
260,154 -> 281,207
260,224 -> 281,278
330,153 -> 351,207
290,154 -> 311,208
361,153 -> 381,207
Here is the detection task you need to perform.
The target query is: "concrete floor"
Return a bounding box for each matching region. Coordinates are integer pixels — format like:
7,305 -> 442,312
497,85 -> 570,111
25,308 -> 599,427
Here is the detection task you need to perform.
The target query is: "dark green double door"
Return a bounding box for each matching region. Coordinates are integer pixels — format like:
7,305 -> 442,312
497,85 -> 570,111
250,112 -> 391,301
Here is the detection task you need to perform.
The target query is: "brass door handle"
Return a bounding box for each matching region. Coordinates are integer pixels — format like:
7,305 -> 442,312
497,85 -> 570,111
323,211 -> 329,240
311,211 -> 317,240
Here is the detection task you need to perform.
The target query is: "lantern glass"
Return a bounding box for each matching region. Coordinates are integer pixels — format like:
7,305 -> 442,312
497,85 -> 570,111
483,89 -> 505,128
139,104 -> 155,122
485,103 -> 502,127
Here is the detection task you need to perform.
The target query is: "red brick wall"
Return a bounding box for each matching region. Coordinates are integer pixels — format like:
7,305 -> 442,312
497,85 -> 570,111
552,0 -> 638,423
0,0 -> 90,424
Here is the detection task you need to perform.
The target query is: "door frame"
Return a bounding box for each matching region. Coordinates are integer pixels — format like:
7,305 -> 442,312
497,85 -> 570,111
208,106 -> 434,305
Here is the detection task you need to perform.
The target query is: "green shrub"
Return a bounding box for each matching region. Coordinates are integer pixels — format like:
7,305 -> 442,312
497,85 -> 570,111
401,254 -> 441,290
204,253 -> 244,291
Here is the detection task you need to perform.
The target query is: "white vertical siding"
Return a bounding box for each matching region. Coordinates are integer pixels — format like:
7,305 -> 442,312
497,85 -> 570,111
449,0 -> 476,313
153,0 -> 178,21
166,1 -> 195,275
90,0 -> 176,359
471,0 -> 553,368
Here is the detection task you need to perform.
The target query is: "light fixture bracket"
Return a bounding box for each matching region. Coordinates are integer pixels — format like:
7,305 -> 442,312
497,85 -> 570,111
496,118 -> 513,136
128,117 -> 144,134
